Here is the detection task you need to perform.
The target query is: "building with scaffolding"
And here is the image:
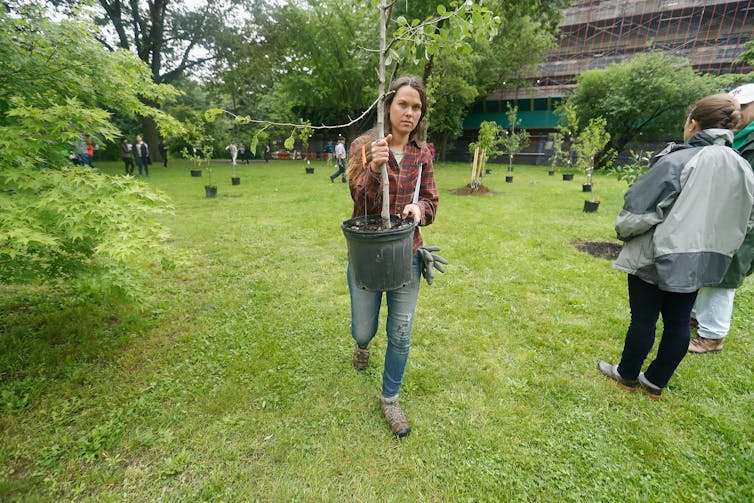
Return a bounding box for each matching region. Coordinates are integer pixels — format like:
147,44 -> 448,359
455,0 -> 754,162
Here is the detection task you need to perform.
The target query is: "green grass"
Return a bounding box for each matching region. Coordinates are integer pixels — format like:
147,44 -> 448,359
1,159 -> 752,501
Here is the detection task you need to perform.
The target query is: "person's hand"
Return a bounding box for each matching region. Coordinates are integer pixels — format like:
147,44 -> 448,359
418,246 -> 448,285
402,203 -> 421,221
369,134 -> 393,172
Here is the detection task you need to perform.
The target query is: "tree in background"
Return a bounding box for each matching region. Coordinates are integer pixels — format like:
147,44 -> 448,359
468,120 -> 502,190
498,104 -> 530,173
211,0 -> 566,155
423,0 -> 566,159
65,0 -> 249,150
564,52 -> 717,167
0,4 -> 182,294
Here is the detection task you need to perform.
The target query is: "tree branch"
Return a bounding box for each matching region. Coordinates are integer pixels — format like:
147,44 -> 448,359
222,90 -> 396,131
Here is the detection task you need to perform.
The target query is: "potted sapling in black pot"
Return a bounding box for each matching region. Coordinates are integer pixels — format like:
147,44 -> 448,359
574,117 -> 610,213
499,104 -> 529,183
198,143 -> 217,198
182,146 -> 203,177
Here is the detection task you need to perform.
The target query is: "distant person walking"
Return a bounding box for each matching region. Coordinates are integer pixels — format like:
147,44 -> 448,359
264,143 -> 271,162
86,139 -> 95,167
226,143 -> 239,165
120,136 -> 135,176
689,84 -> 754,354
134,135 -> 150,177
330,136 -> 347,182
599,94 -> 754,400
158,138 -> 168,168
72,138 -> 88,165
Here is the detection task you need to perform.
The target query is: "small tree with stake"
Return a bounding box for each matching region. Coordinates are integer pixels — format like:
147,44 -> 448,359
468,120 -> 500,190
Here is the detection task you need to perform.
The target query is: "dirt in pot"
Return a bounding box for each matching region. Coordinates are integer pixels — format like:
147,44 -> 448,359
345,214 -> 414,232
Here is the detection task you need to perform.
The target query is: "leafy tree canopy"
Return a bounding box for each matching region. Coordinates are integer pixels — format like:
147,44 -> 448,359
0,3 -> 182,294
563,51 -> 718,166
207,0 -> 566,154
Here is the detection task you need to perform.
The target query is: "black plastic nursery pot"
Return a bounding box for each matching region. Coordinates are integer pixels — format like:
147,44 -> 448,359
505,176 -> 514,183
190,169 -> 202,177
583,200 -> 600,213
305,167 -> 315,174
548,170 -> 555,176
582,183 -> 592,192
563,173 -> 574,181
231,176 -> 241,185
205,185 -> 217,198
342,215 -> 418,292
485,169 -> 492,175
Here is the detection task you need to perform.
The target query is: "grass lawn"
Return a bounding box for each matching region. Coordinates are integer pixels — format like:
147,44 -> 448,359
1,159 -> 752,501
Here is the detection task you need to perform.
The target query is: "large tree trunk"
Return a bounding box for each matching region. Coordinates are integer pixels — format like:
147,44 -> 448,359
141,116 -> 161,162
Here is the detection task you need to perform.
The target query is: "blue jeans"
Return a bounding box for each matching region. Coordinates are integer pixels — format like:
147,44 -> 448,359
617,274 -> 698,388
347,253 -> 421,397
692,287 -> 736,340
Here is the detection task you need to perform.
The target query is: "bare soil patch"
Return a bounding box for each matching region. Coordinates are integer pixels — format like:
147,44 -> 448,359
450,184 -> 493,196
572,240 -> 622,260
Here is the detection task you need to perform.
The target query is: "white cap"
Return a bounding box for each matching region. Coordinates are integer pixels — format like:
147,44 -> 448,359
729,84 -> 754,105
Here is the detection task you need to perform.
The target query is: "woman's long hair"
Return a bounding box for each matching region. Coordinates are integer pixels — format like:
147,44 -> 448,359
688,94 -> 742,132
347,76 -> 428,180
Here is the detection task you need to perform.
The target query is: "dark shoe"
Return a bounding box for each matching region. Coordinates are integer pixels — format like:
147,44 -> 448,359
688,336 -> 724,354
638,373 -> 662,400
353,343 -> 370,370
329,176 -> 334,183
380,394 -> 410,438
341,177 -> 346,183
598,360 -> 638,391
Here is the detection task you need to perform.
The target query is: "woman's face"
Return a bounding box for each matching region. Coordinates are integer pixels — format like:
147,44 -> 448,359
389,85 -> 423,138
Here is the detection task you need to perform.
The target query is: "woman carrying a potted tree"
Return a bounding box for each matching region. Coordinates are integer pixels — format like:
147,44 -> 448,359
344,76 -> 439,437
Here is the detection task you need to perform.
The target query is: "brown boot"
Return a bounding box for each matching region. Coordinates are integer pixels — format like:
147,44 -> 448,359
353,343 -> 370,370
688,336 -> 724,354
380,394 -> 411,438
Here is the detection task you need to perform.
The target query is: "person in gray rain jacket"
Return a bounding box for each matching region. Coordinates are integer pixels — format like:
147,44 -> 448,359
599,93 -> 754,400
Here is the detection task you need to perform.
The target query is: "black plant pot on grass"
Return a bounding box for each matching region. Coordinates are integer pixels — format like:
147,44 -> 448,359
305,167 -> 314,174
190,169 -> 202,177
548,170 -> 555,176
205,185 -> 217,198
583,200 -> 600,213
231,176 -> 240,185
563,173 -> 574,181
505,176 -> 513,183
582,183 -> 592,192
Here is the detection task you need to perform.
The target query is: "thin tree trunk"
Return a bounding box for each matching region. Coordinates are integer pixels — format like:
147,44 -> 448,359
471,147 -> 479,188
377,0 -> 390,228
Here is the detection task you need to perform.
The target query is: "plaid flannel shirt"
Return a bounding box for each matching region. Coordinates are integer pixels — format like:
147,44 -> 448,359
348,136 -> 439,253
